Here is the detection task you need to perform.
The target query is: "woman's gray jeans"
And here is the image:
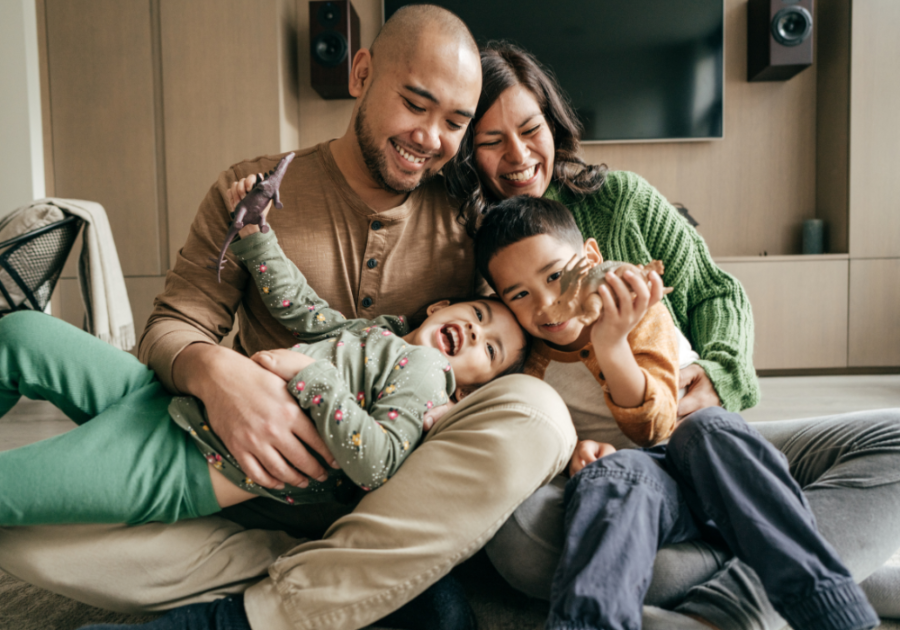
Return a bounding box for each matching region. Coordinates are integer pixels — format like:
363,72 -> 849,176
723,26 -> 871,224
485,408 -> 900,630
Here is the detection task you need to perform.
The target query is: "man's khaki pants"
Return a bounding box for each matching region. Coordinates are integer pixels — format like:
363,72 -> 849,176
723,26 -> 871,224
0,373 -> 575,630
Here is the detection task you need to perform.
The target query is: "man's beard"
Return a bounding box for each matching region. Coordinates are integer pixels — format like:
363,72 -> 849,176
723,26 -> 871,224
354,95 -> 438,195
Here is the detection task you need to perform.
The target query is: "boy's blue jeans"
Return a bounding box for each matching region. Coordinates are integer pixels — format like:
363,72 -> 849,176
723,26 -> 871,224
548,409 -> 878,630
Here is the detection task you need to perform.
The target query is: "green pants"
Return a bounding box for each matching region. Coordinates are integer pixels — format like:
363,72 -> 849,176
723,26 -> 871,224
0,310 -> 220,525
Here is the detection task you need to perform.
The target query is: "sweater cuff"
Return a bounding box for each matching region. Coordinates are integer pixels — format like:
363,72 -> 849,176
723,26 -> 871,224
229,230 -> 278,259
695,358 -> 761,412
143,329 -> 218,394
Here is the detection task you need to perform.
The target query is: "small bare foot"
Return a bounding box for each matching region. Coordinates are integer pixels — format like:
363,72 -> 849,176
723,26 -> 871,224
252,348 -> 314,381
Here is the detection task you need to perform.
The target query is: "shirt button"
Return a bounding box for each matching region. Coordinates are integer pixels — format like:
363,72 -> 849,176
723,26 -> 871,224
362,297 -> 373,308
367,258 -> 378,269
371,221 -> 382,231
580,349 -> 590,359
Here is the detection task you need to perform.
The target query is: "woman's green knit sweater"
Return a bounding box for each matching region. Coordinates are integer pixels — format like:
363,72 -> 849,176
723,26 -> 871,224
546,170 -> 760,412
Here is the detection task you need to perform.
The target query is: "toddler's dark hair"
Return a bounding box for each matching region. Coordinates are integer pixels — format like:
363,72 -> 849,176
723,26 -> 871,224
474,195 -> 584,290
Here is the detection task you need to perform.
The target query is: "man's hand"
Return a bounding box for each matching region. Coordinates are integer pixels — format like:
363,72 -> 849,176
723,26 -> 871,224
174,344 -> 336,489
677,363 -> 722,418
568,440 -> 617,477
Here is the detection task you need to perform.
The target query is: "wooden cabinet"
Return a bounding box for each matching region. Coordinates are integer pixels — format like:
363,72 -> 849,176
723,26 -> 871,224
717,256 -> 849,370
39,0 -> 295,347
849,259 -> 900,367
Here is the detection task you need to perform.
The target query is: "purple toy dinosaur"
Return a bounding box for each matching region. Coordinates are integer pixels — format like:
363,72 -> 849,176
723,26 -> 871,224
213,152 -> 295,282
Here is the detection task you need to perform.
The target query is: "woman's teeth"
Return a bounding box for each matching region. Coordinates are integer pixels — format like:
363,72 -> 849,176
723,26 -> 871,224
392,141 -> 426,164
502,165 -> 536,182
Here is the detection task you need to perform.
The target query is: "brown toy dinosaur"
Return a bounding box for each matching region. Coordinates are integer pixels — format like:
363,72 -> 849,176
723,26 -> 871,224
212,152 -> 295,282
544,256 -> 670,326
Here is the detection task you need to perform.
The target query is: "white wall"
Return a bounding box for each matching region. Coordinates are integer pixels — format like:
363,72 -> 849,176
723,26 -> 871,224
0,0 -> 45,219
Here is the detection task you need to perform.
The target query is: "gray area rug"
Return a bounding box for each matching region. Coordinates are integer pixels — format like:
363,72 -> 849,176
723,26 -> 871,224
0,551 -> 548,630
2,550 -> 898,630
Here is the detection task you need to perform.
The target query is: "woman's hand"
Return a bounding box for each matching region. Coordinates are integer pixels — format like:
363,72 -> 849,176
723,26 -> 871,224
677,363 -> 722,418
569,439 -> 617,476
422,400 -> 455,431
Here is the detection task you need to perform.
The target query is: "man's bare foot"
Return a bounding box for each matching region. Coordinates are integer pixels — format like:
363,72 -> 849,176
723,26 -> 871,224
251,348 -> 315,381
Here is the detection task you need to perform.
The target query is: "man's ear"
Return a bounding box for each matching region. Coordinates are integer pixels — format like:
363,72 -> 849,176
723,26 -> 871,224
348,48 -> 372,98
426,300 -> 452,316
583,238 -> 603,264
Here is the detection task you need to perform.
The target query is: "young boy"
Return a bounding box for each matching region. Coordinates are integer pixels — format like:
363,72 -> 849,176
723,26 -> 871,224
474,196 -> 878,630
0,221 -> 529,525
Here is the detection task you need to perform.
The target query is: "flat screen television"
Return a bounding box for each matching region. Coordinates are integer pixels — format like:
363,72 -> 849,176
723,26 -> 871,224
382,0 -> 724,143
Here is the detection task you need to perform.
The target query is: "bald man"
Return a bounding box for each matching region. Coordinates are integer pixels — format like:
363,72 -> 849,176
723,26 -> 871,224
0,6 -> 574,630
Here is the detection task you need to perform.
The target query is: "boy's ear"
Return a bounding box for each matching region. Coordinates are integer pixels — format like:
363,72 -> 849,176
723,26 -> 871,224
453,385 -> 476,402
426,300 -> 452,316
583,238 -> 603,264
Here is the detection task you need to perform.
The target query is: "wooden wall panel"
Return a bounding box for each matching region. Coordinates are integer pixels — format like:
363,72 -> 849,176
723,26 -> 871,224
717,257 -> 848,370
848,0 -> 900,258
849,259 -> 900,367
815,0 -> 850,255
160,0 -> 281,268
44,0 -> 161,277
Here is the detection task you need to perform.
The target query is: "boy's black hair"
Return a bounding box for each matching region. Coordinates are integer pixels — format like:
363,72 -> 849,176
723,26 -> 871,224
474,195 -> 584,290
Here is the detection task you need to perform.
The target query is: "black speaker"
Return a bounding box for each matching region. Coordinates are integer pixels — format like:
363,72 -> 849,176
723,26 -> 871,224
310,1 -> 359,99
748,0 -> 814,81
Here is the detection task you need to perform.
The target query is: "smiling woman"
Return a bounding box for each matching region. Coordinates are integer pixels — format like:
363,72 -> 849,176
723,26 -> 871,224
445,39 -> 900,630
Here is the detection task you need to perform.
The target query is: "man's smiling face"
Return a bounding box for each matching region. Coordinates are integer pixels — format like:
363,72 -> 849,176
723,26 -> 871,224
351,35 -> 481,194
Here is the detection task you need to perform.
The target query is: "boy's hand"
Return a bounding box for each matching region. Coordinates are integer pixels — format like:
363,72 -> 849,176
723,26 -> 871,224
569,439 -> 617,476
252,348 -> 316,381
590,269 -> 659,350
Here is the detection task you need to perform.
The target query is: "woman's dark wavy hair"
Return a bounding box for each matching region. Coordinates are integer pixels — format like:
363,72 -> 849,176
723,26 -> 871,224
444,41 -> 608,237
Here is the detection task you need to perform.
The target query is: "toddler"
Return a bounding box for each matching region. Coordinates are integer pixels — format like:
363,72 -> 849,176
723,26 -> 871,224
0,219 -> 528,525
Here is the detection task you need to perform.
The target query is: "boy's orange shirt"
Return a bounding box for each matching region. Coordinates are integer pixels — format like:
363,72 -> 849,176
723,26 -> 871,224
524,302 -> 680,447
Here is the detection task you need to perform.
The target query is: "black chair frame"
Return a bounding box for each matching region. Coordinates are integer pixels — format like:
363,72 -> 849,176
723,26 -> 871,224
0,215 -> 84,314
